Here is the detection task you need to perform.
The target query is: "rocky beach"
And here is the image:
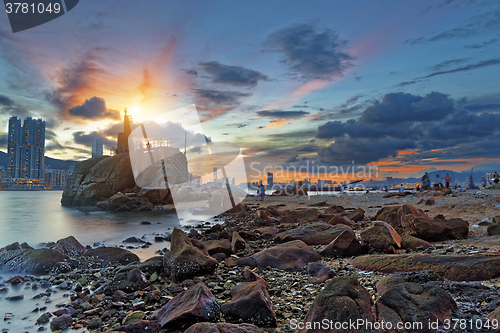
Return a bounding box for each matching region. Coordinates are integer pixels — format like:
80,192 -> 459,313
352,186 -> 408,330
1,185 -> 500,332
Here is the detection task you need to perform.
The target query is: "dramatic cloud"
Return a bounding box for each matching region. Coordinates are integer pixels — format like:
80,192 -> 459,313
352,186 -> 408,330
68,96 -> 120,120
257,110 -> 309,119
46,140 -> 90,154
0,95 -> 13,106
199,61 -> 269,87
44,48 -> 107,116
193,89 -> 251,119
72,131 -> 115,148
417,58 -> 500,79
265,23 -> 354,81
316,91 -> 500,165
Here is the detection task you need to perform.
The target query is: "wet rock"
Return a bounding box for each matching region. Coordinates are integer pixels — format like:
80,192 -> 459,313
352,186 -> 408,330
50,314 -> 73,331
376,282 -> 457,331
307,262 -> 333,284
375,271 -> 444,296
299,276 -> 375,333
163,229 -> 218,282
237,240 -> 321,272
137,256 -> 164,274
221,279 -> 277,327
360,221 -> 402,250
100,267 -> 149,295
375,204 -> 468,241
320,229 -> 367,257
184,322 -> 265,333
0,248 -> 70,274
80,247 -> 140,268
324,205 -> 344,215
104,320 -> 161,332
36,312 -> 52,324
50,236 -> 85,257
275,222 -> 352,245
157,283 -> 220,329
352,253 -> 500,281
231,231 -> 246,252
2,242 -> 21,251
6,295 -> 23,301
123,237 -> 146,243
203,239 -> 232,256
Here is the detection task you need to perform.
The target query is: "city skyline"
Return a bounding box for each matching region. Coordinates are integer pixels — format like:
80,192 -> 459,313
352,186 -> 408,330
1,0 -> 500,180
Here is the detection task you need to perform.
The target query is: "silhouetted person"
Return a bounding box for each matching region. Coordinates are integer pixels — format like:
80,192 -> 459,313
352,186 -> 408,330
422,172 -> 430,190
445,173 -> 451,188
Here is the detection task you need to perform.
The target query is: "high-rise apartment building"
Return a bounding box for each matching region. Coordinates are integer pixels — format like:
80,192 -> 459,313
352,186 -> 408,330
8,116 -> 45,179
92,138 -> 103,158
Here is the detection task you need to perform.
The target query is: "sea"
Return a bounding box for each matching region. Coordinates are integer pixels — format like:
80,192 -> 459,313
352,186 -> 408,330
0,190 -> 210,332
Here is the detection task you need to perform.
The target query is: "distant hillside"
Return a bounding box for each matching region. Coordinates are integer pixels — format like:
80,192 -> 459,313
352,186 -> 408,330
0,151 -> 79,170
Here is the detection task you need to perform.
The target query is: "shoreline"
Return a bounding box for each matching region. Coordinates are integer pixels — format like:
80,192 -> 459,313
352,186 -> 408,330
1,190 -> 500,332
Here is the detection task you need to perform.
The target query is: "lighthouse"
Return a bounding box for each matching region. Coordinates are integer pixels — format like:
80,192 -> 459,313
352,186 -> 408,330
116,108 -> 132,153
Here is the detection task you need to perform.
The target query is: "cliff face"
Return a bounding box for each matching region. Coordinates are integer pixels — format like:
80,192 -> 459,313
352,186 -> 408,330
61,154 -> 136,207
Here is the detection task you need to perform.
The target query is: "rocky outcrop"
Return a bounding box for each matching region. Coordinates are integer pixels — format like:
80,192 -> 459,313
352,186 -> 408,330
376,281 -> 457,332
80,247 -> 140,268
221,278 -> 277,327
50,236 -> 85,257
374,204 -> 468,241
157,283 -> 220,329
352,253 -> 500,281
236,240 -> 321,272
163,229 -> 218,282
61,154 -> 135,207
0,246 -> 70,274
275,223 -> 352,245
299,276 -> 375,333
61,153 -> 173,209
360,221 -> 402,251
320,229 -> 367,257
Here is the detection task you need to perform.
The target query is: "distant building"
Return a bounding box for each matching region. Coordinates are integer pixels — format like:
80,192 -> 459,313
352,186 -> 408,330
8,116 -> 45,180
318,179 -> 324,188
116,108 -> 132,153
267,172 -> 273,186
44,168 -> 72,189
92,139 -> 103,158
386,177 -> 393,187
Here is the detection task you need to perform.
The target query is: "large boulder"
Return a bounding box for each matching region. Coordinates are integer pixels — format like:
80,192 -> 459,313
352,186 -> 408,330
163,229 -> 218,282
299,276 -> 375,333
221,279 -> 277,327
320,229 -> 367,257
275,223 -> 352,245
80,247 -> 140,268
96,192 -> 154,211
360,221 -> 402,251
376,282 -> 457,332
374,204 -> 468,241
352,253 -> 500,281
0,247 -> 70,274
185,323 -> 265,333
157,283 -> 220,329
236,240 -> 320,272
307,262 -> 333,284
50,236 -> 85,257
61,154 -> 136,207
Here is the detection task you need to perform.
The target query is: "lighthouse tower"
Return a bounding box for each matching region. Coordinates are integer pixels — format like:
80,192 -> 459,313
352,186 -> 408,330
116,108 -> 132,153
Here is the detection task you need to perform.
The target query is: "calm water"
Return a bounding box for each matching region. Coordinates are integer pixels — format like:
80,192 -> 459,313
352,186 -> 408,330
0,191 -> 205,260
0,191 -> 213,331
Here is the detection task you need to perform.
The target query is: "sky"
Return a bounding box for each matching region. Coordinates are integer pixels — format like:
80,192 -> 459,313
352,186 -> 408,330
1,0 -> 500,182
